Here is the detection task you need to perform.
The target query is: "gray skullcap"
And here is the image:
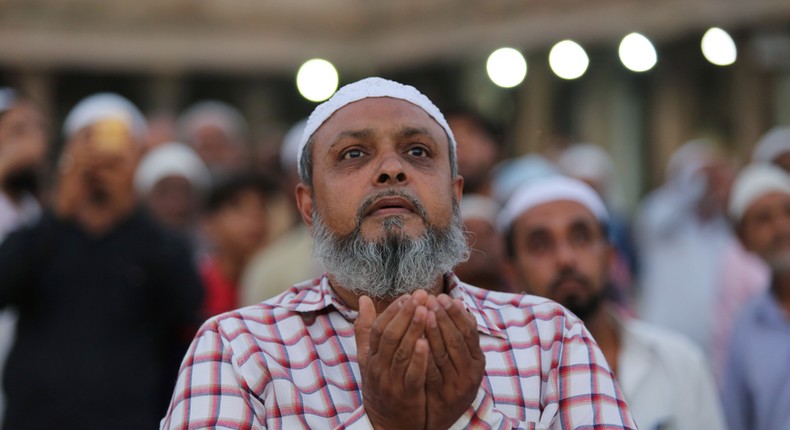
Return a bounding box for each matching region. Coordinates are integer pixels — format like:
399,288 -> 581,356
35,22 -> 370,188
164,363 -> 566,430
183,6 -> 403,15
752,127 -> 790,163
63,92 -> 148,141
280,118 -> 308,172
297,77 -> 456,178
498,175 -> 609,233
728,162 -> 790,223
178,100 -> 248,144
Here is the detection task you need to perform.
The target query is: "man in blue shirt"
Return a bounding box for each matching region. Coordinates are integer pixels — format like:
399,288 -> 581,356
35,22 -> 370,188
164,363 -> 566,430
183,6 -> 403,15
722,162 -> 790,430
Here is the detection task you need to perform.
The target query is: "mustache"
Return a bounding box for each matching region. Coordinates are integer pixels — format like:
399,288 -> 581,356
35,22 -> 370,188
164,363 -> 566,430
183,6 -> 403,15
355,189 -> 429,227
548,269 -> 593,293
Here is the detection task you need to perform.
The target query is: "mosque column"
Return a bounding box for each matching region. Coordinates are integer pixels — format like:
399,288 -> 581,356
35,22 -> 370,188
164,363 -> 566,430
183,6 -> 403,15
511,53 -> 554,157
646,48 -> 698,187
729,42 -> 771,163
775,71 -> 790,126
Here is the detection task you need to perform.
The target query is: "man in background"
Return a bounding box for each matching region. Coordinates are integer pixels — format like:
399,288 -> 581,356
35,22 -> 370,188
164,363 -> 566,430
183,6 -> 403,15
501,175 -> 726,430
0,93 -> 203,430
721,163 -> 790,430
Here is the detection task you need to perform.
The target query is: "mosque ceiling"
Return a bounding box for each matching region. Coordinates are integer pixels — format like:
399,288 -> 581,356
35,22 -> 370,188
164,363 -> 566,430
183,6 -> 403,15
0,0 -> 788,73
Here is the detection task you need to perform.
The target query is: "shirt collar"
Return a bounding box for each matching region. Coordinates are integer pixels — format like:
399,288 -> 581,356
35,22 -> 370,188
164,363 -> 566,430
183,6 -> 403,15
272,273 -> 507,339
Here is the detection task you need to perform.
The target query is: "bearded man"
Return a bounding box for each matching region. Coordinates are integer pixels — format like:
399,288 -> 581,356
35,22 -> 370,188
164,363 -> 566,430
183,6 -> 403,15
161,77 -> 636,430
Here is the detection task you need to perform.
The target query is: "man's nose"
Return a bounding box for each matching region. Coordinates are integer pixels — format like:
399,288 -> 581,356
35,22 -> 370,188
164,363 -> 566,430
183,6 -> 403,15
375,152 -> 407,185
555,241 -> 577,268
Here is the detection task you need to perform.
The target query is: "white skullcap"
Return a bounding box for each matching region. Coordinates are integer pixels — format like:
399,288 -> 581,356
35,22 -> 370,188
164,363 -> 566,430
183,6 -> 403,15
179,100 -> 248,144
728,163 -> 790,222
280,118 -> 308,172
63,92 -> 148,141
497,175 -> 609,232
752,127 -> 790,163
134,142 -> 211,196
297,77 -> 456,178
460,194 -> 500,224
0,88 -> 17,114
491,154 -> 560,205
665,139 -> 720,180
558,143 -> 615,184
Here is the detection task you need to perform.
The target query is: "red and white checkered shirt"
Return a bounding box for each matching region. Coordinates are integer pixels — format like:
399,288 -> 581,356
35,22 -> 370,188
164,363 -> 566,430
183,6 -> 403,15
161,274 -> 636,429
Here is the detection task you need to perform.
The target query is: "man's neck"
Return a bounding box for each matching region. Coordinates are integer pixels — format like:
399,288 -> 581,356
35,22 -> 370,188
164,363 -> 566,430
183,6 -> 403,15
772,272 -> 790,316
582,303 -> 621,374
331,274 -> 447,314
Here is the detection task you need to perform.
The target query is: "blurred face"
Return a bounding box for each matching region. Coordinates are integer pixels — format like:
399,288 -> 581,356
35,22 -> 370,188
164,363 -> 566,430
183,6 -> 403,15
67,120 -> 140,206
146,175 -> 197,231
206,189 -> 268,259
774,152 -> 790,174
447,115 -> 498,193
295,97 -> 468,299
454,217 -> 508,291
193,125 -> 242,172
0,101 -> 48,194
508,200 -> 611,321
739,191 -> 790,273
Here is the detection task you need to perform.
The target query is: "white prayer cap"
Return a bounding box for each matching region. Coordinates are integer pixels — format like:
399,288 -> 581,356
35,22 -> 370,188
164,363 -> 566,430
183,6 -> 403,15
297,77 -> 456,178
460,194 -> 500,224
134,142 -> 211,196
0,88 -> 17,114
178,100 -> 248,144
279,118 -> 307,172
490,154 -> 560,205
728,163 -> 790,223
63,92 -> 148,141
665,139 -> 720,180
558,143 -> 615,184
752,127 -> 790,163
497,175 -> 609,232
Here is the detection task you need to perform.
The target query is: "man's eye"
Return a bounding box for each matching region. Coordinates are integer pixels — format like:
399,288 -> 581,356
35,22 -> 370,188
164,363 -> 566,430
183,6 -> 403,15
408,147 -> 428,157
342,149 -> 364,160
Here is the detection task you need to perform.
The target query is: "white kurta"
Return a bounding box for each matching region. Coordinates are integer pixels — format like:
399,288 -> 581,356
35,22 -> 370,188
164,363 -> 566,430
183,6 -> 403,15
616,314 -> 727,430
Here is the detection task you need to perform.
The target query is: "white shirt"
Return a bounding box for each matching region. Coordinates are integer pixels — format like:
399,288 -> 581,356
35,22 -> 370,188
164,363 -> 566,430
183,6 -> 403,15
616,312 -> 727,430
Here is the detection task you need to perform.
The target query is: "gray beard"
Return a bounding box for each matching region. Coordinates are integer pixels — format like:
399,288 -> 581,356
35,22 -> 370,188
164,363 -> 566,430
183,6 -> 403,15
311,192 -> 469,300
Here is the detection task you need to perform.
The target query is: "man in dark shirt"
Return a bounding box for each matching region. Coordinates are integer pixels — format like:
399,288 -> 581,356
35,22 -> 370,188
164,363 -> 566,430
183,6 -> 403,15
0,93 -> 203,430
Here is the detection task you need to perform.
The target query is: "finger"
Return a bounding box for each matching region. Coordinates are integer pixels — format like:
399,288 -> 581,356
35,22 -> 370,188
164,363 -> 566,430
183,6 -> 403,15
403,338 -> 429,391
390,305 -> 429,378
374,296 -> 418,360
425,352 -> 443,389
425,296 -> 455,381
435,295 -> 475,373
354,295 -> 377,374
441,295 -> 482,357
369,295 -> 410,356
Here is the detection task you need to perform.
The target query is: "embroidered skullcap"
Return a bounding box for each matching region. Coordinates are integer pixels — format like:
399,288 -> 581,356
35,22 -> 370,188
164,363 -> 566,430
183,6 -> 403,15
498,175 -> 609,232
63,92 -> 148,141
297,77 -> 456,178
728,163 -> 790,223
134,142 -> 211,196
752,127 -> 790,164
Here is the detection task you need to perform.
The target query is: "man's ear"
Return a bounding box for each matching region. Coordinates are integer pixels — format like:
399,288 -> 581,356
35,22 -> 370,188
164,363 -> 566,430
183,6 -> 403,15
735,222 -> 751,252
452,175 -> 464,202
295,183 -> 314,228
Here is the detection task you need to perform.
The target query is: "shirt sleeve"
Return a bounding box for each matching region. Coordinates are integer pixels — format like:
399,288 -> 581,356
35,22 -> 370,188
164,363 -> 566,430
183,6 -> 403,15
160,318 -> 265,430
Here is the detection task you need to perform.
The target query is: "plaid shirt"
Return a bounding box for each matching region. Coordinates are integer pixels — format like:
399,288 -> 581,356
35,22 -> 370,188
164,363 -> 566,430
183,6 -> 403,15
161,274 -> 636,429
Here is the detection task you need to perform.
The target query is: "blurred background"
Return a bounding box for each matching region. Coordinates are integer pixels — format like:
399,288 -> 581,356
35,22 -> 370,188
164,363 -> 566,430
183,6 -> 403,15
1,0 -> 789,210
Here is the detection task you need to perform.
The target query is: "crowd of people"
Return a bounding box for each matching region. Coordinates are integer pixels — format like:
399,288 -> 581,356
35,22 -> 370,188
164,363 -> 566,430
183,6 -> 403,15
0,78 -> 788,429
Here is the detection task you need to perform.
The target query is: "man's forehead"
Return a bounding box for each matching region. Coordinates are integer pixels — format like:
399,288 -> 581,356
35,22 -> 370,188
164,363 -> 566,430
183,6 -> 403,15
314,97 -> 446,139
747,191 -> 790,213
517,200 -> 598,229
